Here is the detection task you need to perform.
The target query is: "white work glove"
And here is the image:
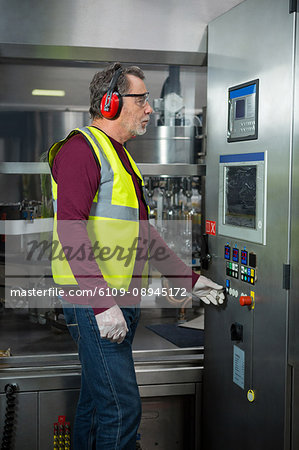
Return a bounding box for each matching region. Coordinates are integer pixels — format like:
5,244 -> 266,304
95,305 -> 128,344
192,275 -> 225,305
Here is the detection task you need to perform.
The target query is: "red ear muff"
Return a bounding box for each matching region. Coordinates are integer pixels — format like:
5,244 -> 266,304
100,67 -> 124,120
100,92 -> 123,120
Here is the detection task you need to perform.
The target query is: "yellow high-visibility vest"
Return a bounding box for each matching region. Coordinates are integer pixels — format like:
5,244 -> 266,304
48,126 -> 149,289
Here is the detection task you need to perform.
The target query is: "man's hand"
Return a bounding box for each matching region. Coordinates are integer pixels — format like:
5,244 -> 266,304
95,305 -> 128,344
193,275 -> 225,305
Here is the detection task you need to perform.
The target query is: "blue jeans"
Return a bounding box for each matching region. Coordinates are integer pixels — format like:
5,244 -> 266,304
62,301 -> 141,450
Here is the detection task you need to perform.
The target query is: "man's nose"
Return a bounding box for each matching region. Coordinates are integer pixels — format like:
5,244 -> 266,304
145,102 -> 153,114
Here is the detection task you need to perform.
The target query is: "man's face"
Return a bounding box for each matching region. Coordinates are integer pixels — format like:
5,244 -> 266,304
119,74 -> 153,139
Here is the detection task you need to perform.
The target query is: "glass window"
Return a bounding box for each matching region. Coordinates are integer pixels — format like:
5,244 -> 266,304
225,165 -> 257,228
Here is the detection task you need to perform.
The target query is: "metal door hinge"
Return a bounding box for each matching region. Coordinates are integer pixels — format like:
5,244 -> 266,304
283,264 -> 291,290
289,0 -> 298,13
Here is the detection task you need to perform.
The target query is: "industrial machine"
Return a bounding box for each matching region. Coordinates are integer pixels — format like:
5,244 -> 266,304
203,0 -> 299,449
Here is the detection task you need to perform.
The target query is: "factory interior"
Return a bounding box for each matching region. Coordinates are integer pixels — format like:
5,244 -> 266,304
1,0 -> 299,448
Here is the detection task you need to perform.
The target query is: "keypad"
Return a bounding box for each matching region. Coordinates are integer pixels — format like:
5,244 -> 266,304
226,261 -> 239,279
224,245 -> 256,285
240,265 -> 255,285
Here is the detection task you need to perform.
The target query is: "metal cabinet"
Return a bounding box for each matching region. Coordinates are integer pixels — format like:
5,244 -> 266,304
0,349 -> 203,449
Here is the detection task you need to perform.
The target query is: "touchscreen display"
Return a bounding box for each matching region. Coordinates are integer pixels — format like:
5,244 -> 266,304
235,99 -> 245,119
225,165 -> 257,228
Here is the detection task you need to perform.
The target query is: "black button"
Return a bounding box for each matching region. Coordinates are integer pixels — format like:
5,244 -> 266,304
249,252 -> 257,268
230,322 -> 243,342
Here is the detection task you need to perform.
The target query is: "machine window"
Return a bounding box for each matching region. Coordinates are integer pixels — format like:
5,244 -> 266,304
224,165 -> 257,229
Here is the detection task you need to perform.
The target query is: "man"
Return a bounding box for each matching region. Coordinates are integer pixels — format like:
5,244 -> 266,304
48,62 -> 224,449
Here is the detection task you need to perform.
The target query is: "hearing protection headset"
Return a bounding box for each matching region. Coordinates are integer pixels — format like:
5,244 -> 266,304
100,68 -> 123,120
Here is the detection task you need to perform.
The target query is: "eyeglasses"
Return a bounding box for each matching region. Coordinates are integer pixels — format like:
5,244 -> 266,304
121,92 -> 149,107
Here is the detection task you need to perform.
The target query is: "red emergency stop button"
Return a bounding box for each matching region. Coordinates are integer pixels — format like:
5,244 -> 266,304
239,296 -> 252,306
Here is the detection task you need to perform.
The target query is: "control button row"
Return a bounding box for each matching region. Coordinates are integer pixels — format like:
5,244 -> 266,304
240,126 -> 255,133
226,261 -> 239,279
224,246 -> 257,269
239,121 -> 255,127
241,266 -> 255,277
226,268 -> 239,279
240,274 -> 255,284
227,262 -> 239,271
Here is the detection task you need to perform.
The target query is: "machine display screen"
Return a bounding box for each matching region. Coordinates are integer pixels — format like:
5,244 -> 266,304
218,152 -> 266,245
235,99 -> 245,119
225,165 -> 257,228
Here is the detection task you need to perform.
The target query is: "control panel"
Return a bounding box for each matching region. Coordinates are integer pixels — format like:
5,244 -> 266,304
227,79 -> 259,142
224,243 -> 257,299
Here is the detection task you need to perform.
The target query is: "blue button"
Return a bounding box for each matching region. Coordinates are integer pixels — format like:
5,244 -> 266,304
226,279 -> 230,288
247,268 -> 251,276
244,275 -> 247,281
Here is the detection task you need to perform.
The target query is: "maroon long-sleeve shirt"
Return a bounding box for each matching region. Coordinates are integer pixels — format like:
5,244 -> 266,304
52,127 -> 199,315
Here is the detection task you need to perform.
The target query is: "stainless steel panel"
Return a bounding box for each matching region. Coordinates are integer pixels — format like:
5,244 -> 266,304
0,162 -> 50,174
0,365 -> 202,391
0,392 -> 37,449
137,366 -> 203,386
0,161 -> 205,176
37,390 -> 198,450
0,387 -> 200,450
126,125 -> 199,164
0,352 -> 203,393
0,43 -> 206,67
138,163 -> 205,176
138,383 -> 195,397
0,348 -> 203,386
289,9 -> 299,450
0,1 -> 244,54
0,349 -> 203,450
203,0 -> 295,448
139,395 -> 196,449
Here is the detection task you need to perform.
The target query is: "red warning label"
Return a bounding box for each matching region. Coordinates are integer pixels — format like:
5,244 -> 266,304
206,220 -> 216,236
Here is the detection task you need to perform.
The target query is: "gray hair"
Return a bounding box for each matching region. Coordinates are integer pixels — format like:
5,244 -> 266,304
89,62 -> 145,119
